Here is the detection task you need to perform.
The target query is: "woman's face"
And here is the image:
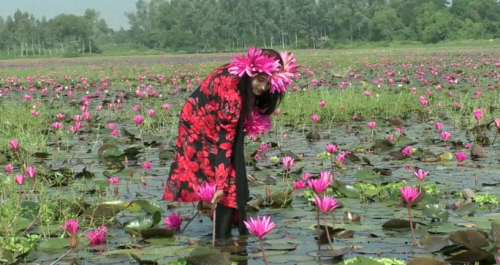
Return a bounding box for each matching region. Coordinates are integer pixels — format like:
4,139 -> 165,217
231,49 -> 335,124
251,74 -> 271,96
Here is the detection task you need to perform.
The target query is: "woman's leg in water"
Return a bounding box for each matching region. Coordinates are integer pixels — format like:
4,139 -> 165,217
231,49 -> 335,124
215,204 -> 235,239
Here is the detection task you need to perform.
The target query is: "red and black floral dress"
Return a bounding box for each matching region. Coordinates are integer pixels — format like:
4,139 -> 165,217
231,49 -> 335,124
163,65 -> 243,209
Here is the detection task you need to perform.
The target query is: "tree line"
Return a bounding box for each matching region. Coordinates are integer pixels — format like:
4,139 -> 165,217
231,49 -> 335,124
1,0 -> 500,57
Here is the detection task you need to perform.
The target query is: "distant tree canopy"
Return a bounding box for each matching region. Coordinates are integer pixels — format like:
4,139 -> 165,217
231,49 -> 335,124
1,0 -> 500,56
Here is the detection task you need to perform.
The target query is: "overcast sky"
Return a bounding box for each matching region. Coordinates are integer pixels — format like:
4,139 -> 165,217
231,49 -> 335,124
0,0 -> 138,30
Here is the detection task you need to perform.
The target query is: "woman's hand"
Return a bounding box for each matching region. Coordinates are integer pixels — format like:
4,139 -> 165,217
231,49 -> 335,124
197,190 -> 224,211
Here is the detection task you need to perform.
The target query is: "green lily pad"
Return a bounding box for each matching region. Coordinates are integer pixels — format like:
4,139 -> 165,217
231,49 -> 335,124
456,202 -> 479,216
267,254 -> 315,263
343,256 -> 385,265
334,180 -> 361,198
355,169 -> 379,180
124,217 -> 154,232
38,238 -> 69,253
134,199 -> 164,215
422,204 -> 449,222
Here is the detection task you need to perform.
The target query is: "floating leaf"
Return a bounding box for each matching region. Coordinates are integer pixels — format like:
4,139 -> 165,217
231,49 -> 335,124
422,204 -> 449,222
455,202 -> 479,216
445,250 -> 495,264
82,203 -> 124,219
125,217 -> 154,233
140,228 -> 174,239
355,169 -> 378,180
448,230 -> 489,249
134,200 -> 164,215
267,254 -> 315,263
333,180 -> 360,198
38,238 -> 69,253
407,257 -> 447,265
382,219 -> 413,230
342,256 -> 384,265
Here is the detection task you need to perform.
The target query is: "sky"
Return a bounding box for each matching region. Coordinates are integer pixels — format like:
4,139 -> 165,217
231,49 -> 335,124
0,0 -> 138,30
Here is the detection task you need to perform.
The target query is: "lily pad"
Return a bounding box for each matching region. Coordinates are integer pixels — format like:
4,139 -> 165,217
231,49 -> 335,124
38,238 -> 69,253
134,199 -> 164,215
267,254 -> 315,263
124,217 -> 154,232
422,204 -> 449,222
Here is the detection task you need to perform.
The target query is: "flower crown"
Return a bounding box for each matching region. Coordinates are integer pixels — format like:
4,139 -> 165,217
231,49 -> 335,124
228,47 -> 300,93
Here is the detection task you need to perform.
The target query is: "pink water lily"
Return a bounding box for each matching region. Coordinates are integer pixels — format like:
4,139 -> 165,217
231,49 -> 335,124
293,180 -> 307,190
473,109 -> 483,121
307,178 -> 329,195
325,144 -> 338,154
10,139 -> 19,150
401,146 -> 413,156
434,122 -> 443,132
455,151 -> 468,162
25,166 -> 36,178
164,212 -> 182,230
244,215 -> 276,239
133,115 -> 144,125
366,121 -> 377,129
107,177 -> 120,185
60,219 -> 80,235
86,225 -> 107,246
281,156 -> 294,170
400,186 -> 420,246
4,164 -> 13,173
314,195 -> 339,214
197,182 -> 216,202
14,174 -> 25,186
440,131 -> 451,141
414,169 -> 428,181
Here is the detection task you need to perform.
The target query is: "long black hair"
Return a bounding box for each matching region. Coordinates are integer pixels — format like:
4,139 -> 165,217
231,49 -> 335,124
238,48 -> 285,119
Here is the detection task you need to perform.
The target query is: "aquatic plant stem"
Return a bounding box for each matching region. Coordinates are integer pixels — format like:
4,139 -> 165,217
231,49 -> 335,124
407,205 -> 417,246
259,238 -> 269,265
323,213 -> 333,250
492,131 -> 498,145
181,210 -> 199,233
48,247 -> 74,265
316,208 -> 321,251
212,208 -> 216,247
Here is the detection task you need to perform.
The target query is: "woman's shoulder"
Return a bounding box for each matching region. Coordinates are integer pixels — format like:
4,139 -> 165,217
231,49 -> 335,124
201,64 -> 241,96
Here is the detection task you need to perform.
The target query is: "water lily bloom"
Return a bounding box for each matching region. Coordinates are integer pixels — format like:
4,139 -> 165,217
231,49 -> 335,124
132,105 -> 141,112
60,219 -> 80,235
86,225 -> 107,246
396,127 -> 405,135
164,212 -> 182,229
273,109 -> 281,115
366,121 -> 377,129
318,101 -> 326,107
243,215 -> 276,238
293,180 -> 307,190
133,115 -> 144,125
4,164 -> 13,173
310,114 -> 319,122
495,118 -> 500,129
402,146 -> 413,156
434,122 -> 443,132
110,129 -> 119,137
141,161 -> 152,169
10,139 -> 19,150
307,178 -> 329,195
107,177 -> 120,185
197,182 -> 216,202
314,195 -> 339,214
419,96 -> 428,106
25,166 -> 36,178
51,122 -> 63,130
400,186 -> 420,205
30,110 -> 39,116
147,109 -> 156,116
107,123 -> 116,130
82,112 -> 91,120
162,103 -> 171,110
56,113 -> 65,119
281,156 -> 294,169
319,171 -> 333,184
440,131 -> 451,141
473,109 -> 483,121
387,134 -> 395,142
455,151 -> 468,162
14,174 -> 24,185
325,144 -> 338,154
301,172 -> 311,181
414,169 -> 429,181
73,115 -> 83,121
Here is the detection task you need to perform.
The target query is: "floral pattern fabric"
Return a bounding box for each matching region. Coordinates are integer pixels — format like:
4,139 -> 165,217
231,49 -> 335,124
163,65 -> 241,209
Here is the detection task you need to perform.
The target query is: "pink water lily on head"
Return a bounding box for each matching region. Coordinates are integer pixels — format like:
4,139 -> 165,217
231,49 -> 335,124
244,215 -> 276,239
164,212 -> 182,230
197,182 -> 216,202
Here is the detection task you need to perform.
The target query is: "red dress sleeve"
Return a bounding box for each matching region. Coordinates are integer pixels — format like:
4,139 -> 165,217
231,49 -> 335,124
213,75 -> 241,191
